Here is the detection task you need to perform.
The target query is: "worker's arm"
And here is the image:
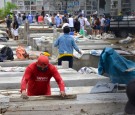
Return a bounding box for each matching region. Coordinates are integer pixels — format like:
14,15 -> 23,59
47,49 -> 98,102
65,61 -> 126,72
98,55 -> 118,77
54,37 -> 59,47
72,38 -> 82,54
20,67 -> 32,99
52,66 -> 66,97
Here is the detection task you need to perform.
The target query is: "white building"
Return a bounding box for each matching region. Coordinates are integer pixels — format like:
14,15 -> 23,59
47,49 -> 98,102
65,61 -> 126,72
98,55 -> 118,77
0,0 -> 5,8
0,0 -> 11,8
1,0 -> 135,16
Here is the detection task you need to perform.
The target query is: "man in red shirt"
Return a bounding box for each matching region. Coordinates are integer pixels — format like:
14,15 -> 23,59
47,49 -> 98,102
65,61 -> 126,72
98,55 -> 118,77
21,55 -> 66,99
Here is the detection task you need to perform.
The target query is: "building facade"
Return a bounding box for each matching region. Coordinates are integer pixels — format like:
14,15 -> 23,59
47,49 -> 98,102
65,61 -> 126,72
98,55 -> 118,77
0,0 -> 12,8
1,0 -> 135,16
10,0 -> 109,16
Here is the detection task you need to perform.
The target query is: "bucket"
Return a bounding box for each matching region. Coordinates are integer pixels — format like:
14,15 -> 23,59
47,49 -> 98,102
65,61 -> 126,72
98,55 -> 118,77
80,29 -> 85,36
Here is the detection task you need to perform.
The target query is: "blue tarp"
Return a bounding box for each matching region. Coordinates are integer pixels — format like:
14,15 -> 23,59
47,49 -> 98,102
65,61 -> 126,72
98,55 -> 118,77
98,47 -> 135,84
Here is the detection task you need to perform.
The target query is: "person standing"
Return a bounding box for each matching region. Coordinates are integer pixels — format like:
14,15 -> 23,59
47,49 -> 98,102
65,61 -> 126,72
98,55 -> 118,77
55,14 -> 62,28
17,13 -> 22,26
27,13 -> 33,23
6,15 -> 12,38
105,17 -> 110,33
22,13 -> 26,23
78,14 -> 85,31
51,13 -> 56,26
100,15 -> 105,35
74,18 -> 80,33
54,26 -> 82,68
62,13 -> 68,23
35,13 -> 39,24
12,18 -> 19,40
6,15 -> 12,30
21,55 -> 66,98
68,14 -> 74,32
94,18 -> 101,35
38,14 -> 44,28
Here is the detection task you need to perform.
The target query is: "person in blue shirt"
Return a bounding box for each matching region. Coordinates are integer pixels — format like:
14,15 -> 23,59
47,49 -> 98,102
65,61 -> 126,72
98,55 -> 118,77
55,14 -> 62,28
54,26 -> 82,68
27,13 -> 33,24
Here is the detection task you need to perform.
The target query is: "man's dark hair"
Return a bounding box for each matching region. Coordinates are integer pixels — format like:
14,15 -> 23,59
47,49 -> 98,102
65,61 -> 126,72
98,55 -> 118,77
63,26 -> 70,33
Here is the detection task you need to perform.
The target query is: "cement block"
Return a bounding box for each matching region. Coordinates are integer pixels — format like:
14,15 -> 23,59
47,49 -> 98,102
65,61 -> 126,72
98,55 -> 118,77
0,60 -> 57,67
0,73 -> 109,89
78,45 -> 120,50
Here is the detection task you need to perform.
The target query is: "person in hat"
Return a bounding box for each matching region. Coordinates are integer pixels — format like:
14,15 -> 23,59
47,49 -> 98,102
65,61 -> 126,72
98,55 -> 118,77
20,55 -> 66,99
125,79 -> 135,114
54,26 -> 82,68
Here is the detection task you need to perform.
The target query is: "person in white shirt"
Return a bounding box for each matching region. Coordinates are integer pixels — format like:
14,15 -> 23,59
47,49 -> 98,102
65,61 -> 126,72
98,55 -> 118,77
100,15 -> 105,35
68,14 -> 74,32
78,14 -> 85,30
84,17 -> 91,27
47,14 -> 53,27
44,14 -> 49,25
84,17 -> 92,35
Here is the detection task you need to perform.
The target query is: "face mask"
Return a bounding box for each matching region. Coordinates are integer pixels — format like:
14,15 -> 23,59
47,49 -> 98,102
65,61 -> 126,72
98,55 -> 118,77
37,66 -> 48,72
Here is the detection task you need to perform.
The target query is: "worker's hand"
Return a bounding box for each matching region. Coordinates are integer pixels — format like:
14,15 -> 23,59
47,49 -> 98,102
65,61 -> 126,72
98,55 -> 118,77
21,90 -> 29,99
78,50 -> 82,55
60,91 -> 66,97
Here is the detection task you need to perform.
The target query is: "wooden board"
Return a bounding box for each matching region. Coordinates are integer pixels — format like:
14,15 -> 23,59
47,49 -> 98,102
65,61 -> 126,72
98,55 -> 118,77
10,94 -> 77,102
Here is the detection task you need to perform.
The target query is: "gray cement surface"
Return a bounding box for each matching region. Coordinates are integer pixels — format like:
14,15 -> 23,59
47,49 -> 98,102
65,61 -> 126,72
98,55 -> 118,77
78,45 -> 120,50
3,93 -> 127,115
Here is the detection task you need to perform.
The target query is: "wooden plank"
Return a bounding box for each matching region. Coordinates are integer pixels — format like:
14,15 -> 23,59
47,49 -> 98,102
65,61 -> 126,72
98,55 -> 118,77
10,94 -> 77,102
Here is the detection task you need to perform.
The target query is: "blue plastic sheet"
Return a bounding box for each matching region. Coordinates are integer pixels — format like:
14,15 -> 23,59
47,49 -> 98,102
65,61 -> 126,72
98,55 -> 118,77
98,47 -> 135,84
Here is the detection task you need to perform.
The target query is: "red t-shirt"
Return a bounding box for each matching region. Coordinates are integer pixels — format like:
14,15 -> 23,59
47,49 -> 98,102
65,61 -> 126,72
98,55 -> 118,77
21,62 -> 65,96
38,16 -> 43,22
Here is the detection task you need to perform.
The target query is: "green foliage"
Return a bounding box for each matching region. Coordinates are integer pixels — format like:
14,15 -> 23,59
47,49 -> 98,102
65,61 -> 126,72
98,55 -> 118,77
0,2 -> 17,19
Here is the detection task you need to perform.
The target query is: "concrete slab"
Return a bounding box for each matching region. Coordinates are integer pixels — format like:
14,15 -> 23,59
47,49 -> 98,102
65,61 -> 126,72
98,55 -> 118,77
30,33 -> 53,38
4,93 -> 128,115
0,46 -> 18,51
78,45 -> 120,50
0,73 -> 109,89
76,40 -> 111,45
0,68 -> 78,76
0,41 -> 19,46
0,60 -> 57,67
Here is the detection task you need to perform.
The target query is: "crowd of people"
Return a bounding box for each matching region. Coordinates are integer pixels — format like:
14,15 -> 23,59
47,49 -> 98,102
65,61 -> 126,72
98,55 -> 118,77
5,12 -> 111,40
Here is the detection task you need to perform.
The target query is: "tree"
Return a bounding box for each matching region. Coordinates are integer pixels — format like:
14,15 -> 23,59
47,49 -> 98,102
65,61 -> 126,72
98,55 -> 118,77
0,2 -> 17,19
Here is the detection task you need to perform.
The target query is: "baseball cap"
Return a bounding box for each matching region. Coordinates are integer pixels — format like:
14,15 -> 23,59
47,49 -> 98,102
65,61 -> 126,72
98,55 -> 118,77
125,79 -> 135,114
